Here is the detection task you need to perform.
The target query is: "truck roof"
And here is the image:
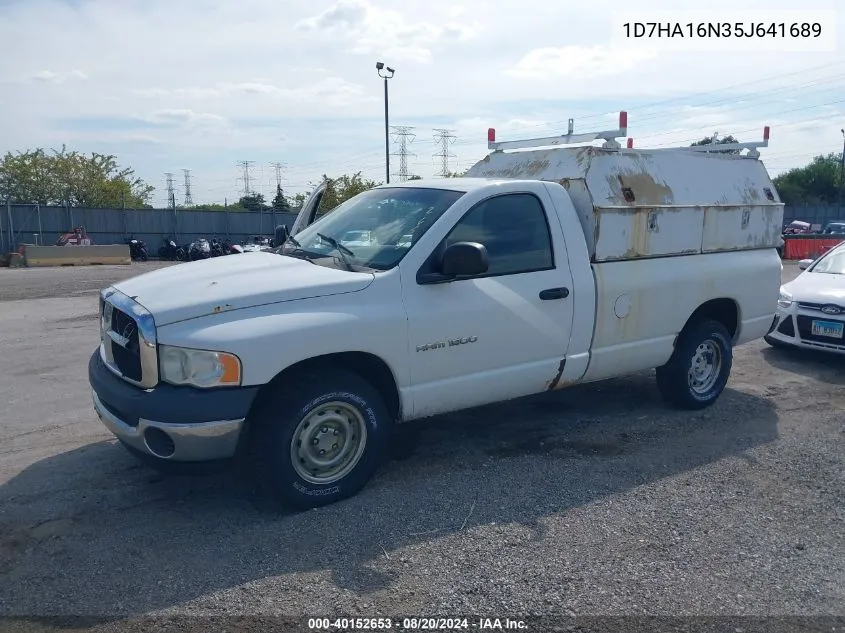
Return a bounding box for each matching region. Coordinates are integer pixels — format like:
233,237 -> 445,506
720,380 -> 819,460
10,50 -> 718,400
373,177 -> 518,194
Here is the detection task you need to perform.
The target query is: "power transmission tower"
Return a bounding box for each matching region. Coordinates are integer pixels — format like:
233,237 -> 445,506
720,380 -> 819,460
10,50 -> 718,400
270,162 -> 287,188
164,172 -> 175,209
390,125 -> 416,181
182,169 -> 193,206
237,161 -> 255,197
432,128 -> 457,177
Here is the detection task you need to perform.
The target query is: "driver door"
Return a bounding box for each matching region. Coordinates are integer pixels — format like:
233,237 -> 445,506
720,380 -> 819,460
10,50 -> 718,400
401,187 -> 576,419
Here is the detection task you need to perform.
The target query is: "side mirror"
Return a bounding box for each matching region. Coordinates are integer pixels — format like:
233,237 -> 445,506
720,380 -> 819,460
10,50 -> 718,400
418,241 -> 488,284
274,224 -> 289,247
798,259 -> 813,270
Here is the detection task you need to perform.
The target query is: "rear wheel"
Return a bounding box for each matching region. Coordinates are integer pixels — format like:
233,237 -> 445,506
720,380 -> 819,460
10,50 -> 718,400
656,319 -> 733,410
249,368 -> 392,510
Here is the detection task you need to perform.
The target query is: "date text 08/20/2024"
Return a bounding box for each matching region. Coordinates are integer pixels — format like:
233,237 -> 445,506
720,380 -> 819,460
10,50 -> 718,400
307,617 -> 527,630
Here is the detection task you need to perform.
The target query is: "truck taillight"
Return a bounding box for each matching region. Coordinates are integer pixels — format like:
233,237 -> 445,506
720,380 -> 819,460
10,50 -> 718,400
488,128 -> 496,142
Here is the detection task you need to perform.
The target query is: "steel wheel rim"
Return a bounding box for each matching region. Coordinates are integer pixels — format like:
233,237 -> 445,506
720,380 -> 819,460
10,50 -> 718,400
688,339 -> 722,394
290,400 -> 368,484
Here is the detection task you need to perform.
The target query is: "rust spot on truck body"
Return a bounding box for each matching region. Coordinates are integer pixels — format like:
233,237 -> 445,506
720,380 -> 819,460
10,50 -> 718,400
546,359 -> 566,390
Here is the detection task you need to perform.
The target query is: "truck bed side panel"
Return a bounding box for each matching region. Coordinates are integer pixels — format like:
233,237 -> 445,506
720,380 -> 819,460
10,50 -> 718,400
579,248 -> 781,383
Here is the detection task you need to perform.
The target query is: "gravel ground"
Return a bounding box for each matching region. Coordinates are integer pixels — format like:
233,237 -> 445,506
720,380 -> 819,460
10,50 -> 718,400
0,261 -> 843,631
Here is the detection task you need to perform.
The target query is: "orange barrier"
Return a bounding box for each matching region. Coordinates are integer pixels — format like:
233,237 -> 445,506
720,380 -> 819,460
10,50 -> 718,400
782,236 -> 844,260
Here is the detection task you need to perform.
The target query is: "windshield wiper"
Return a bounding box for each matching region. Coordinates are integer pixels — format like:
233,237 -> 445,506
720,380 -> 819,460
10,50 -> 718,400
317,232 -> 355,271
285,235 -> 301,248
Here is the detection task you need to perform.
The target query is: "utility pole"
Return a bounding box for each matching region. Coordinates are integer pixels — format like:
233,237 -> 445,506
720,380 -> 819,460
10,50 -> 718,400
164,172 -> 175,209
391,125 -> 416,181
237,161 -> 254,197
376,62 -> 395,183
182,169 -> 193,206
432,128 -> 457,177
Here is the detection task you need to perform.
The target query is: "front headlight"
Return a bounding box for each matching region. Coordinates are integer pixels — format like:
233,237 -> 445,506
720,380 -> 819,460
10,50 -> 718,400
778,288 -> 794,309
158,345 -> 242,388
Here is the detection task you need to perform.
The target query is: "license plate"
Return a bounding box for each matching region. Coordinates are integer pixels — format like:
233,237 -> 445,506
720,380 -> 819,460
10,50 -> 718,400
811,319 -> 844,338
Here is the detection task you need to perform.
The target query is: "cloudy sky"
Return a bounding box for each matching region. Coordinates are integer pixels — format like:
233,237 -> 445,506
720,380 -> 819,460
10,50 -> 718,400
1,0 -> 843,207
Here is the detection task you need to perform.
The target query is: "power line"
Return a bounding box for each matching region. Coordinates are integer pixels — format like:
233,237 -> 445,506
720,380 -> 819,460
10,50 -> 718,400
390,125 -> 416,181
432,128 -> 457,176
237,160 -> 255,197
164,172 -> 175,210
182,169 -> 193,206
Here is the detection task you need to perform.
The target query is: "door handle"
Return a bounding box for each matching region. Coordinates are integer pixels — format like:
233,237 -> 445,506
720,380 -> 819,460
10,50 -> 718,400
539,287 -> 569,300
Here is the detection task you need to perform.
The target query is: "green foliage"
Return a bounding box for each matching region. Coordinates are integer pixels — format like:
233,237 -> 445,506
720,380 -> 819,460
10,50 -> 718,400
315,171 -> 381,213
0,146 -> 154,207
773,153 -> 843,206
272,186 -> 292,211
238,193 -> 266,211
408,174 -> 423,180
690,133 -> 740,154
444,168 -> 468,177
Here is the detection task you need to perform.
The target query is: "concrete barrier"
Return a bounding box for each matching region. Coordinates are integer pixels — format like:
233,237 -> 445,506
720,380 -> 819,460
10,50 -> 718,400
23,244 -> 131,267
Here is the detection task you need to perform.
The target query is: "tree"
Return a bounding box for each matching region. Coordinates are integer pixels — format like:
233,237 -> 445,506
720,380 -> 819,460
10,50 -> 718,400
445,168 -> 468,177
690,133 -> 740,154
773,153 -> 843,206
272,186 -> 292,211
0,146 -> 154,207
408,174 -> 422,180
314,171 -> 380,213
238,193 -> 266,211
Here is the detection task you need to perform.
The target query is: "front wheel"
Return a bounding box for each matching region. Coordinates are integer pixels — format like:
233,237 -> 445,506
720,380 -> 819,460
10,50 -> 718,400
655,319 -> 733,410
250,368 -> 392,510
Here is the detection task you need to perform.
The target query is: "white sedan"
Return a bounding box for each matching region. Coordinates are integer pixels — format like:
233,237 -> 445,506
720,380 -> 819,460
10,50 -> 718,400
766,242 -> 845,353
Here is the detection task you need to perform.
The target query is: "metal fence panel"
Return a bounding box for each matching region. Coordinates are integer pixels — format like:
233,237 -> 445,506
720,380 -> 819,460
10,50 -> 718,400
6,201 -> 839,254
3,204 -> 300,253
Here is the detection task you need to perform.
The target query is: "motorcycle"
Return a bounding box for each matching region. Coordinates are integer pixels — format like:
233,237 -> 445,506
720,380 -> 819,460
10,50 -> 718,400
125,236 -> 149,261
158,237 -> 180,261
188,238 -> 211,261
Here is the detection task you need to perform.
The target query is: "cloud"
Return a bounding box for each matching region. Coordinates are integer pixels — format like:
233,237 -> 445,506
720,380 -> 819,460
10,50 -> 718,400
132,78 -> 374,108
295,0 -> 482,63
505,45 -> 658,78
145,109 -> 227,127
29,69 -> 87,83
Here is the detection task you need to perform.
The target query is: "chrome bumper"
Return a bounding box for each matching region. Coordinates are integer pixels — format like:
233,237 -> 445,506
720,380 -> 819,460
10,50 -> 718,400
92,390 -> 245,461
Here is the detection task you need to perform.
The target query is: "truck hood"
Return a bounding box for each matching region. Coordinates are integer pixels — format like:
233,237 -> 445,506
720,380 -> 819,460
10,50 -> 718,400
112,252 -> 374,326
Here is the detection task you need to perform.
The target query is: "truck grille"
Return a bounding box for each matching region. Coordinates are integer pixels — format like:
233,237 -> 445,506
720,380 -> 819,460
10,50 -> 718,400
108,306 -> 142,381
100,288 -> 158,388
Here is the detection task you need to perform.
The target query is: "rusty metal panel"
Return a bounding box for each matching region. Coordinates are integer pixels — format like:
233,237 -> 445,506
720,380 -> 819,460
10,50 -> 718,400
702,205 -> 784,252
594,207 -> 703,261
466,146 -> 783,262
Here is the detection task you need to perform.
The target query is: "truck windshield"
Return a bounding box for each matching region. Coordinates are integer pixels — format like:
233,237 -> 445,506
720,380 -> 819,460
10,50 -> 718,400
283,187 -> 465,271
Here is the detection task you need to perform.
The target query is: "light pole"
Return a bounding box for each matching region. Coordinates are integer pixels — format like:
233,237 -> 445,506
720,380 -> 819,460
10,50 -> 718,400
376,61 -> 395,183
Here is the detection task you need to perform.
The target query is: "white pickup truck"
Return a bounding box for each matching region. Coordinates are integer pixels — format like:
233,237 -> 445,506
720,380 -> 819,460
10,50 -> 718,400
89,114 -> 784,509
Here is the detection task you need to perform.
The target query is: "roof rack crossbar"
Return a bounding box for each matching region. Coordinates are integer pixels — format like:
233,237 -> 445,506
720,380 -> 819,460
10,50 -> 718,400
488,111 -> 628,151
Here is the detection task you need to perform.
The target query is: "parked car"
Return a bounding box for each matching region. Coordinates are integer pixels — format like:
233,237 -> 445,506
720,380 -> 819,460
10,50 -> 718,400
822,222 -> 845,235
89,113 -> 783,510
766,241 -> 845,353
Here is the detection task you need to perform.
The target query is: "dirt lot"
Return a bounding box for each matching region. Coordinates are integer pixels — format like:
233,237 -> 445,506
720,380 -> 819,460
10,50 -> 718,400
0,261 -> 843,629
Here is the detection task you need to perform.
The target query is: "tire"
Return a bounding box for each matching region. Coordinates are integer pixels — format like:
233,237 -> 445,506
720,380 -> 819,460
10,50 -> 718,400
176,248 -> 187,262
655,319 -> 733,410
249,368 -> 392,510
139,249 -> 148,261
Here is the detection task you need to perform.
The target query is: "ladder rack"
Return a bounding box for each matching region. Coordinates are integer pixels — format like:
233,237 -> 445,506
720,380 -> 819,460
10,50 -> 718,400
486,111 -> 771,158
